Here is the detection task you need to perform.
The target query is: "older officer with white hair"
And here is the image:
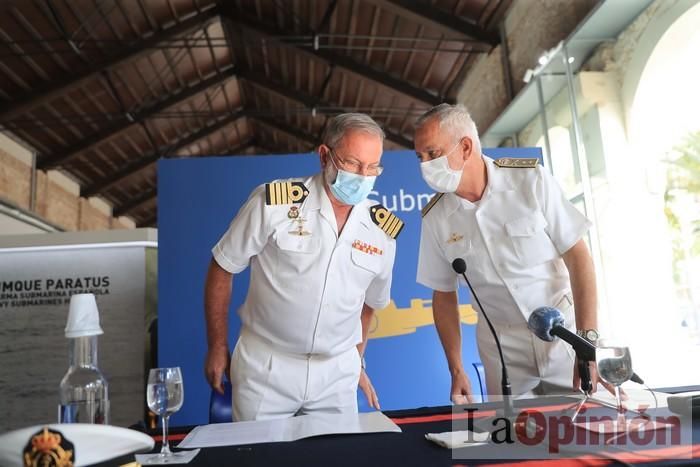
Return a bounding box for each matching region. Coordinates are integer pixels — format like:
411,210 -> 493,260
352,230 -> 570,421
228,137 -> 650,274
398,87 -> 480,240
204,113 -> 402,421
414,103 -> 606,402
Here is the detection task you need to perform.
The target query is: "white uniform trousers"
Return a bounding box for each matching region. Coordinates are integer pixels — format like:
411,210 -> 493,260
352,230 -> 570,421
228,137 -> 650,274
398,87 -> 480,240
230,328 -> 361,421
476,298 -> 577,400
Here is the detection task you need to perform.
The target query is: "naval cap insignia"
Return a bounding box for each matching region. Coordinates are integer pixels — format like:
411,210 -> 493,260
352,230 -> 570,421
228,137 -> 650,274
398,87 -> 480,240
23,427 -> 75,467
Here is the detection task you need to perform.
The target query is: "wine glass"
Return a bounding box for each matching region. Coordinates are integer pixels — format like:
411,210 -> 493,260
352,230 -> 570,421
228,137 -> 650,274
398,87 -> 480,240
595,341 -> 633,432
147,367 -> 184,459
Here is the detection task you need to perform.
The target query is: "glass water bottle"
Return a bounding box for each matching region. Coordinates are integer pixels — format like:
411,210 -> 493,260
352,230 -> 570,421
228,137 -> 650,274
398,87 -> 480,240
58,334 -> 110,424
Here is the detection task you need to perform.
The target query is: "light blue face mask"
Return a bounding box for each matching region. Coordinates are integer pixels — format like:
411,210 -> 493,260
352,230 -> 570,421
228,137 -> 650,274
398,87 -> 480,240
330,169 -> 377,205
326,152 -> 377,205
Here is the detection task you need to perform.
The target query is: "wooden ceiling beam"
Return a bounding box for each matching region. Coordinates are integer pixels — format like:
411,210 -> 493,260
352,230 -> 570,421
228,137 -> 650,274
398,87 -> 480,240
243,70 -> 412,148
222,11 -> 446,106
365,0 -> 498,47
0,6 -> 219,122
136,214 -> 157,228
81,109 -> 245,197
39,66 -> 237,170
113,187 -> 157,217
252,114 -> 317,147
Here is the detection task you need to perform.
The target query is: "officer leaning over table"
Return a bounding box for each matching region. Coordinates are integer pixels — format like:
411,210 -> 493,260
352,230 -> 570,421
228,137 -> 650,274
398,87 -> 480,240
413,103 -> 612,403
203,113 -> 402,421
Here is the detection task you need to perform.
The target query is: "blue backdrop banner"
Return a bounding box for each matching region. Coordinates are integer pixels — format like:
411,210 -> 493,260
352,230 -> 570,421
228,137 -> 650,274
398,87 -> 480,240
158,147 -> 542,426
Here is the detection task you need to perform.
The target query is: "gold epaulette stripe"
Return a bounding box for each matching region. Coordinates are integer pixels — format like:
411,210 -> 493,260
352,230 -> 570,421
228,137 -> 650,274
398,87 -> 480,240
494,157 -> 538,168
265,181 -> 310,205
369,204 -> 404,239
421,192 -> 445,218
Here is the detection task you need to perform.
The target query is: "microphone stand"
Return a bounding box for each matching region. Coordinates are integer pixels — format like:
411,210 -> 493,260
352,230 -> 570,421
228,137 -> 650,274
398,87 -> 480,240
568,354 -> 593,421
454,264 -> 514,419
548,327 -> 595,419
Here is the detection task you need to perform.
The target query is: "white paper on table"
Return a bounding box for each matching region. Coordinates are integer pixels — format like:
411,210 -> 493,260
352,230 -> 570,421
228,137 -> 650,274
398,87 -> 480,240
178,411 -> 401,449
179,416 -> 289,448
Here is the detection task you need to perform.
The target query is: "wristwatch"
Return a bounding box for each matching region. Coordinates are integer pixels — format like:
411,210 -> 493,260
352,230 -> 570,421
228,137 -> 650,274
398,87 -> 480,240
576,329 -> 599,344
361,356 -> 367,371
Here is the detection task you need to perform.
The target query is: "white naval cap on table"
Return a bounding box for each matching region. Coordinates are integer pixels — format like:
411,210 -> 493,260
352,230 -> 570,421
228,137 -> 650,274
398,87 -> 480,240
0,423 -> 154,467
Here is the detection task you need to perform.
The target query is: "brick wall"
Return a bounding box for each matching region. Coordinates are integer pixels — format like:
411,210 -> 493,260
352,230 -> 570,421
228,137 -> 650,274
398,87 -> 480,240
0,146 -> 31,209
0,135 -> 135,232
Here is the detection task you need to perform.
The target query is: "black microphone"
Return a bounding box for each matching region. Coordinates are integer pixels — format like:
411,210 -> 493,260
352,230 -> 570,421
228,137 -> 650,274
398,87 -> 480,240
451,258 -> 513,418
528,307 -> 644,385
528,306 -> 596,393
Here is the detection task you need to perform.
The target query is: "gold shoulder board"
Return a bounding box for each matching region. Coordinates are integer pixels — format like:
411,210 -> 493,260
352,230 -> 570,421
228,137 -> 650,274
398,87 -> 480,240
421,192 -> 445,218
369,204 -> 404,240
265,181 -> 309,205
494,157 -> 539,168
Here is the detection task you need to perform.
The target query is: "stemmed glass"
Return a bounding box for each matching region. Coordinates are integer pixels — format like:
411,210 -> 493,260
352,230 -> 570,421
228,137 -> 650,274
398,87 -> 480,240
147,367 -> 184,460
595,341 -> 633,432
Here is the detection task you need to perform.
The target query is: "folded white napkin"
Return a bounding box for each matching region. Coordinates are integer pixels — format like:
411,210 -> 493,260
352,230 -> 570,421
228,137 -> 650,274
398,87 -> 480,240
425,430 -> 490,449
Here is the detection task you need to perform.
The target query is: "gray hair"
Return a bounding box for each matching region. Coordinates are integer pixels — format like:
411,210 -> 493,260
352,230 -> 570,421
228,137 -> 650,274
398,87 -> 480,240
415,103 -> 480,148
321,113 -> 385,148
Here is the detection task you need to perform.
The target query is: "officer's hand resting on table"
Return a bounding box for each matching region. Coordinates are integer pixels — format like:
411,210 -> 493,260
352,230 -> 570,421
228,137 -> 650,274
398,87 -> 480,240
359,369 -> 380,410
205,344 -> 231,395
450,369 -> 475,404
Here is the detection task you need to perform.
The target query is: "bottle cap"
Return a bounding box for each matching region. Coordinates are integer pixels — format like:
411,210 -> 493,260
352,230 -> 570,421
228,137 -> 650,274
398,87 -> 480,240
65,293 -> 104,338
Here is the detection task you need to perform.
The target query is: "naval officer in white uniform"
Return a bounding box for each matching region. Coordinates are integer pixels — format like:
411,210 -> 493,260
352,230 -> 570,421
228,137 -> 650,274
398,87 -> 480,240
204,113 -> 402,421
414,104 -> 607,402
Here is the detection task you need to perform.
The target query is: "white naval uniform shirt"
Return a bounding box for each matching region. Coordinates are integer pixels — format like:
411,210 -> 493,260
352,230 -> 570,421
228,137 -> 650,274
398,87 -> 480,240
213,173 -> 396,356
417,156 -> 592,325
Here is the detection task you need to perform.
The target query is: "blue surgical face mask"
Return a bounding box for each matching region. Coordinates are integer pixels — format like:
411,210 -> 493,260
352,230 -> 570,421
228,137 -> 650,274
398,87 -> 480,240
325,155 -> 377,205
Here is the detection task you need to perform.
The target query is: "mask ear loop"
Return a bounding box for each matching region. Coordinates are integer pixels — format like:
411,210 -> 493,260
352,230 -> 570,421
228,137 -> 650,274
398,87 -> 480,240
322,146 -> 332,167
445,137 -> 468,172
322,146 -> 339,187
